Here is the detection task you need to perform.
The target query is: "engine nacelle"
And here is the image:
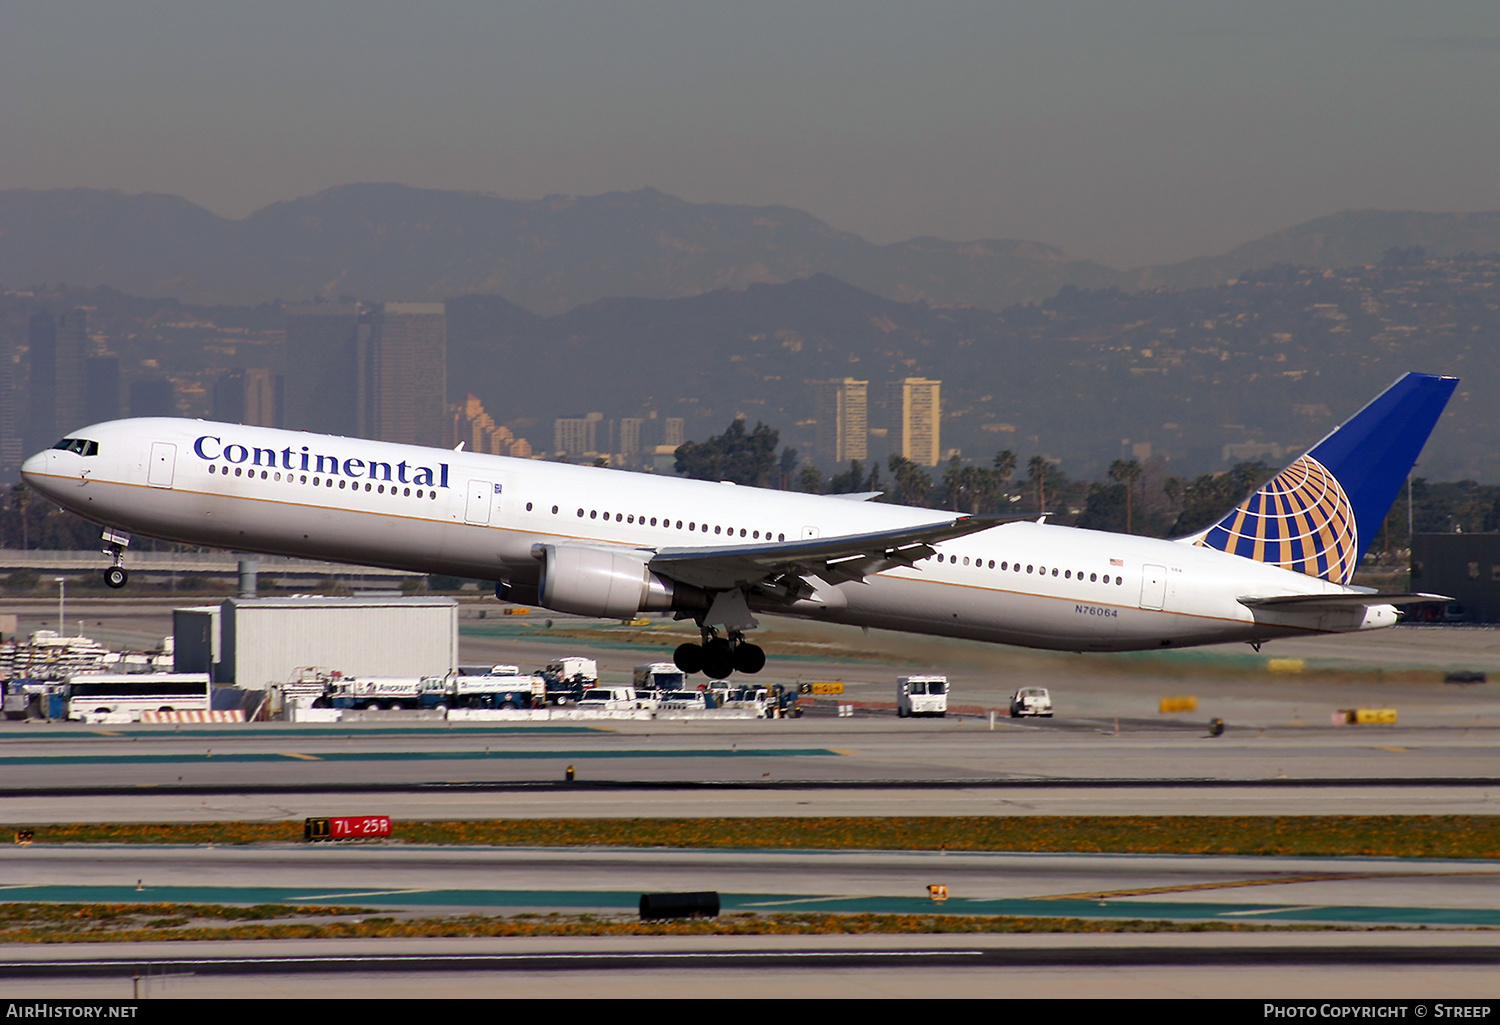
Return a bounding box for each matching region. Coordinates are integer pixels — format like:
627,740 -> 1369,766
532,543 -> 705,619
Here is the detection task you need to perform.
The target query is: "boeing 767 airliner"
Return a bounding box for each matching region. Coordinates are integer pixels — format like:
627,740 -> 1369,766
21,372 -> 1456,679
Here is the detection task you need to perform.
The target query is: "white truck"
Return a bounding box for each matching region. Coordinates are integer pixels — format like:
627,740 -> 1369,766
575,686 -> 654,711
633,662 -> 686,694
431,673 -> 546,710
542,657 -> 599,704
896,675 -> 949,718
328,677 -> 427,710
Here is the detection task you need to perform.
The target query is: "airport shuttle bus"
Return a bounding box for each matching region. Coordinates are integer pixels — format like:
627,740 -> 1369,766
67,673 -> 212,722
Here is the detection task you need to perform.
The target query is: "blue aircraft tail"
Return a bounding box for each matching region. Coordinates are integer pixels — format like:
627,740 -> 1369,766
1191,372 -> 1458,584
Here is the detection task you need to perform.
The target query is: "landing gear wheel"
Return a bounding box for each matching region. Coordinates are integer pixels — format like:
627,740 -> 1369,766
701,639 -> 735,681
674,643 -> 704,675
104,566 -> 128,589
733,643 -> 766,675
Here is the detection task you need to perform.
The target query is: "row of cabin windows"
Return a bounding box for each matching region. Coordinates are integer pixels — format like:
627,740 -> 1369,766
933,551 -> 1124,585
208,463 -> 438,500
564,505 -> 787,542
516,500 -> 790,542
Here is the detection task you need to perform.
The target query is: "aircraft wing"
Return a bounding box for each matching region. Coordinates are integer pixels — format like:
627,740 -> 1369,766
648,515 -> 1006,592
1238,592 -> 1451,610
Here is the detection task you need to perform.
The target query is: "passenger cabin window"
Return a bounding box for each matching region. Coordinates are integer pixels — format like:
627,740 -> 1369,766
53,438 -> 99,456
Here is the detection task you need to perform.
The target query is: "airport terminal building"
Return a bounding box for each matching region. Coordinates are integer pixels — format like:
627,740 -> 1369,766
1410,533 -> 1500,623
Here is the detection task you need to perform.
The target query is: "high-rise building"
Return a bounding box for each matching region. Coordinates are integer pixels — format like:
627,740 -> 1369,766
452,393 -> 533,459
54,310 -> 87,435
283,304 -> 367,437
213,368 -> 280,427
812,378 -> 868,466
84,357 -> 121,423
554,412 -> 604,457
888,378 -> 941,467
0,334 -> 22,477
20,307 -> 89,459
129,378 -> 176,418
366,303 -> 447,448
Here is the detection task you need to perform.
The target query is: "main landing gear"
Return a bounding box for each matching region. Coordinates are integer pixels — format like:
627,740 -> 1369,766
673,628 -> 766,680
101,530 -> 130,589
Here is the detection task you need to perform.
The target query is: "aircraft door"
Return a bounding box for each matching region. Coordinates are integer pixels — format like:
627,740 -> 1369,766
465,480 -> 497,525
147,443 -> 175,488
1139,564 -> 1167,610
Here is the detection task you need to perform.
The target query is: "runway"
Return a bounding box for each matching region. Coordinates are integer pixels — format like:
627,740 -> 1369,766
3,716 -> 1499,819
4,845 -> 1500,926
4,846 -> 1500,998
7,933 -> 1500,1000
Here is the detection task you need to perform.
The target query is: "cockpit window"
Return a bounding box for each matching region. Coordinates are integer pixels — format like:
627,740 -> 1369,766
52,438 -> 99,456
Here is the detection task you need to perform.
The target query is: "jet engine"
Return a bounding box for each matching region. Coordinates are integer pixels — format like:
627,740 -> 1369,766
532,543 -> 707,619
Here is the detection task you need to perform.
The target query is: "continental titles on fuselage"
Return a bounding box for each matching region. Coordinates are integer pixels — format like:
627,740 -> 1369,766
192,435 -> 450,488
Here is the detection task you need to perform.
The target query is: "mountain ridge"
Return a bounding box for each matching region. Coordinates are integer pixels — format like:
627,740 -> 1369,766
4,184 -> 1500,313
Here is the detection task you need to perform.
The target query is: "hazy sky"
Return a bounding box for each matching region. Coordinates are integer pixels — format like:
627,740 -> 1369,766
4,1 -> 1500,267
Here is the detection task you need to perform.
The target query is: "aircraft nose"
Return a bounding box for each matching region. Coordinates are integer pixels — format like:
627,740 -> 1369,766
20,450 -> 52,488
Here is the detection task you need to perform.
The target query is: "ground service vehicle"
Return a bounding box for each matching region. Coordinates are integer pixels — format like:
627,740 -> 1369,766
1010,687 -> 1053,717
67,673 -> 212,722
435,672 -> 544,709
575,686 -> 652,710
542,656 -> 599,704
327,677 -> 424,710
634,663 -> 686,693
658,689 -> 716,710
897,675 -> 949,718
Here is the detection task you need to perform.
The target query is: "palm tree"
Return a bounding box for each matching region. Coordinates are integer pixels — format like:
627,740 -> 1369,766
1108,459 -> 1143,534
1027,456 -> 1052,515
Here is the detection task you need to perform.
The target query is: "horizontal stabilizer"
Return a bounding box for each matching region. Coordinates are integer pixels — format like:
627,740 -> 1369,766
1238,592 -> 1451,610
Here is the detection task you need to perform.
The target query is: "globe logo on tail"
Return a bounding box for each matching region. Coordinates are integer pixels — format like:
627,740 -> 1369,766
1194,455 -> 1358,584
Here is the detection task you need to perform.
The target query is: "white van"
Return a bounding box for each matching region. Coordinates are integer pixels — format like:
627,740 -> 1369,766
896,676 -> 948,718
1009,687 -> 1053,717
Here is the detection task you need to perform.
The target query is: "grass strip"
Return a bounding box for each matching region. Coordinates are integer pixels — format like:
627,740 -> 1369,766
0,904 -> 1353,943
6,815 -> 1500,858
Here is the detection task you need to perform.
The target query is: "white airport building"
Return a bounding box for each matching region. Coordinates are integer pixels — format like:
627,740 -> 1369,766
173,596 -> 459,688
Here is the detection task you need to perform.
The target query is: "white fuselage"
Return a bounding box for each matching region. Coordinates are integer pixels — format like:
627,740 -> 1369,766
21,419 -> 1394,653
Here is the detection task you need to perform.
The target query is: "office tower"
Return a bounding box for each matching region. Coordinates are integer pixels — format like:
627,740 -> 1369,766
129,378 -> 176,417
283,304 -> 366,437
366,303 -> 447,448
554,412 -> 604,456
0,334 -> 21,476
619,417 -> 644,459
54,309 -> 87,433
213,368 -> 280,427
888,377 -> 941,467
812,378 -> 868,466
24,312 -> 58,455
84,357 -> 121,423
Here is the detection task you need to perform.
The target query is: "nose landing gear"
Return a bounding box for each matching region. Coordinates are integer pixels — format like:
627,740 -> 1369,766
673,628 -> 765,679
101,530 -> 130,589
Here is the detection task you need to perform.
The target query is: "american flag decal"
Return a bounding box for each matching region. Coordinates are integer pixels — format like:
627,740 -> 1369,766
1110,558 -> 1123,566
